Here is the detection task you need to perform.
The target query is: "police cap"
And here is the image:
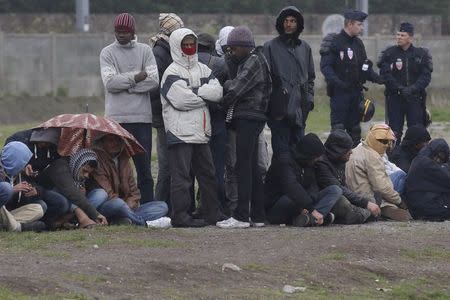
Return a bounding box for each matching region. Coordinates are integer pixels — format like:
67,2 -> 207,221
399,22 -> 414,36
343,9 -> 368,22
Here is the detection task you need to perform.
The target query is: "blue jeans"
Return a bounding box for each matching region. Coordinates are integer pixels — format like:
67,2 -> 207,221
0,182 -> 13,207
268,118 -> 304,158
120,122 -> 154,203
87,189 -> 168,226
40,189 -> 71,224
390,170 -> 406,196
266,185 -> 342,224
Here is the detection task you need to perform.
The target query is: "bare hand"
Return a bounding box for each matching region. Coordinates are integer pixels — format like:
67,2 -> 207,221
24,187 -> 38,197
367,202 -> 381,217
25,165 -> 37,177
311,209 -> 324,225
13,182 -> 32,193
134,71 -> 147,83
96,214 -> 108,226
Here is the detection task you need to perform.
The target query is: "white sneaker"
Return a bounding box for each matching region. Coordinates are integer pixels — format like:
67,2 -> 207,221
251,222 -> 265,228
216,217 -> 250,229
146,217 -> 172,229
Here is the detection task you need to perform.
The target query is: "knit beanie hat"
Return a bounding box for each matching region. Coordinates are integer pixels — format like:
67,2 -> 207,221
324,129 -> 353,161
227,26 -> 255,48
293,133 -> 325,162
69,148 -> 97,183
365,124 -> 396,155
402,125 -> 431,147
159,13 -> 184,36
114,13 -> 136,34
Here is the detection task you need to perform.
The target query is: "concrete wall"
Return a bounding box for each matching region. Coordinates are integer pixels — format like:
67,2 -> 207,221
0,32 -> 449,97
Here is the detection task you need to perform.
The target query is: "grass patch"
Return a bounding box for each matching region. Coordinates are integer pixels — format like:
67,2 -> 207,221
243,263 -> 270,272
320,251 -> 346,261
0,286 -> 90,300
400,247 -> 450,261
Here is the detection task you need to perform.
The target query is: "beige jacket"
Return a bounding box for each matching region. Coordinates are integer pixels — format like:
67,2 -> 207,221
345,142 -> 401,208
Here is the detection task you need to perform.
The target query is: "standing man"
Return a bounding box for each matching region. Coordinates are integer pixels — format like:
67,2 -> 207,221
150,13 -> 184,204
100,13 -> 159,203
320,9 -> 382,147
377,22 -> 433,143
264,6 -> 315,157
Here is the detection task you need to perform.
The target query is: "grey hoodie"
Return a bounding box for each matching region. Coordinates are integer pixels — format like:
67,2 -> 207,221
100,36 -> 159,123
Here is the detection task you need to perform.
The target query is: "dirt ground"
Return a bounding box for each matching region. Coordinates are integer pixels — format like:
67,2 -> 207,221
0,221 -> 449,299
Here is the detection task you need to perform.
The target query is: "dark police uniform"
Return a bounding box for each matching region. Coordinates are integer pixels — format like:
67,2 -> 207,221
377,23 -> 432,142
320,10 -> 381,146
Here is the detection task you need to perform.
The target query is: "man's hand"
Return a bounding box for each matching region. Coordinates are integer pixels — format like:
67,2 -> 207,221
367,201 -> 381,217
400,86 -> 414,97
25,165 -> 38,177
24,187 -> 38,197
13,182 -> 32,193
134,71 -> 148,83
95,214 -> 108,225
310,209 -> 324,225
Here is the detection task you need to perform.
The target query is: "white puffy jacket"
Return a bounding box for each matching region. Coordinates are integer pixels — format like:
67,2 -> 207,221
160,28 -> 223,145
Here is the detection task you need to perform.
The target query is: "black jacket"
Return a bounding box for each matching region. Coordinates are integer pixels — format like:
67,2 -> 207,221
405,139 -> 450,220
388,144 -> 419,173
263,6 -> 315,127
151,39 -> 173,128
377,44 -> 432,95
264,153 -> 317,213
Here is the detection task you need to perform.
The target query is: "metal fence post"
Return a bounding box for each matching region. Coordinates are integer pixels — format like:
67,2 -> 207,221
51,32 -> 57,96
0,31 -> 4,96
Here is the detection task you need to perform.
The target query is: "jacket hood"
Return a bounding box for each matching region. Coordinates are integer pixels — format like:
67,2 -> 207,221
325,129 -> 353,161
69,149 -> 97,184
169,28 -> 198,69
30,128 -> 61,146
276,6 -> 304,36
418,138 -> 450,163
1,141 -> 32,177
215,26 -> 235,56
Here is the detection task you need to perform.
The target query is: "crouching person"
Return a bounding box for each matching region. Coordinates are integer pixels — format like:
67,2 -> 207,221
92,135 -> 170,228
0,142 -> 46,232
316,130 -> 381,224
346,124 -> 411,221
405,139 -> 450,221
161,28 -> 223,227
264,134 -> 342,227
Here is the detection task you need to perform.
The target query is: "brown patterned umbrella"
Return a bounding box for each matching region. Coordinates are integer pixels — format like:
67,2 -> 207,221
37,113 -> 145,156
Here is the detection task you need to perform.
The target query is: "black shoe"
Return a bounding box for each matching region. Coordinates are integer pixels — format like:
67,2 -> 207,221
292,213 -> 311,227
21,221 -> 46,232
172,218 -> 208,228
323,212 -> 335,226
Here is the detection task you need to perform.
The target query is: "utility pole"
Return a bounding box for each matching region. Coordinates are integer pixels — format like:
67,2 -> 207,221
356,0 -> 369,36
76,0 -> 90,32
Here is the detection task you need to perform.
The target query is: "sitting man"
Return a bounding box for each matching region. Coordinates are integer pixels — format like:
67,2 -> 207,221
316,130 -> 381,224
389,125 -> 431,173
264,133 -> 342,226
92,134 -> 170,228
345,124 -> 411,221
405,138 -> 450,221
0,141 -> 47,232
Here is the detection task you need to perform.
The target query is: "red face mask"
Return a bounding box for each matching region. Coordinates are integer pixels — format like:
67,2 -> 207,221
181,46 -> 197,56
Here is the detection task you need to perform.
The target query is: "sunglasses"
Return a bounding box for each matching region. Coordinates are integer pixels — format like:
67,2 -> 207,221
377,139 -> 390,145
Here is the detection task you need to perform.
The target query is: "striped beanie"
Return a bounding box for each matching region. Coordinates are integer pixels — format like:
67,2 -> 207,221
114,13 -> 136,34
69,149 -> 97,183
159,13 -> 184,35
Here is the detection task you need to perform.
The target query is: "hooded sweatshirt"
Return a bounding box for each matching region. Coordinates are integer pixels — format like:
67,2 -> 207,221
160,28 -> 223,145
215,26 -> 235,57
100,36 -> 159,123
0,141 -> 32,180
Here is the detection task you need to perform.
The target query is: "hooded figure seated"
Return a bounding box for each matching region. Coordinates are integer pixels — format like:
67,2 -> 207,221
345,124 -> 411,221
388,125 -> 431,173
316,130 -> 381,224
264,133 -> 342,226
92,134 -> 170,228
405,139 -> 450,221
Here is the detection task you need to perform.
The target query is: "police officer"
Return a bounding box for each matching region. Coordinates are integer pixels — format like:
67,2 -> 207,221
377,22 -> 433,143
320,9 -> 382,147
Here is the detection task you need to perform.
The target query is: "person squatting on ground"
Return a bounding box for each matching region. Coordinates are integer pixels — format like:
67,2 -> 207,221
100,13 -> 159,204
150,13 -> 184,206
315,129 -> 381,224
405,139 -> 450,221
320,9 -> 382,147
91,134 -> 170,228
160,28 -> 223,227
377,22 -> 433,143
264,134 -> 342,227
0,142 -> 47,232
264,6 -> 315,157
216,26 -> 271,229
345,124 -> 412,221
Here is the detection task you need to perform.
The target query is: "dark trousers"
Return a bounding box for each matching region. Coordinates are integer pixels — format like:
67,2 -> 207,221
268,118 -> 304,158
209,128 -> 227,212
330,90 -> 362,146
266,185 -> 342,224
120,123 -> 154,203
386,94 -> 425,142
233,119 -> 265,223
155,127 -> 170,203
168,143 -> 220,225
